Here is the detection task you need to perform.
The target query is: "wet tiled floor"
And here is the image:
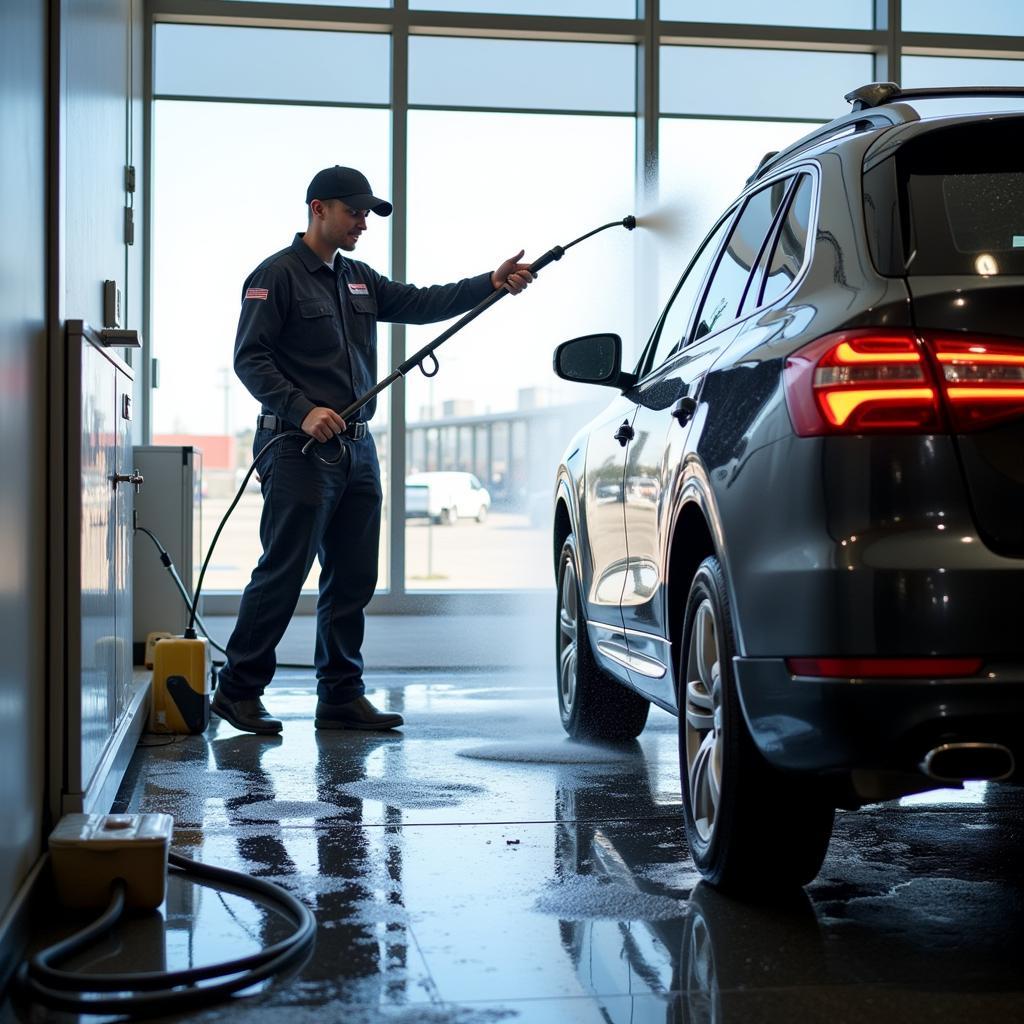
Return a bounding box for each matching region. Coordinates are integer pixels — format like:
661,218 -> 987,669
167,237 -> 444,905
10,671 -> 1024,1022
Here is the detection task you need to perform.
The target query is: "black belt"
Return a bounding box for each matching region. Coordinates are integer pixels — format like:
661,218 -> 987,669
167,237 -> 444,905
257,413 -> 367,440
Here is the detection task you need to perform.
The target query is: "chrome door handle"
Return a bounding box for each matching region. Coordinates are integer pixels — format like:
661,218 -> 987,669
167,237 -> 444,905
613,421 -> 634,446
671,396 -> 698,426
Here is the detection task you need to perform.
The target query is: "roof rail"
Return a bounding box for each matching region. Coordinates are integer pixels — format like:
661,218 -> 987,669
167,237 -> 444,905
747,80 -> 1024,186
846,82 -> 1024,110
746,103 -> 913,185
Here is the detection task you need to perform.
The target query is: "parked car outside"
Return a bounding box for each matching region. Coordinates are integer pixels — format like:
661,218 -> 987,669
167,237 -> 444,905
551,83 -> 1024,893
406,471 -> 491,525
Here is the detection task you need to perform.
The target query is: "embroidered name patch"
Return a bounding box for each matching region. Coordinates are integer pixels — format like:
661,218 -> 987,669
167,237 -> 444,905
347,282 -> 369,296
245,287 -> 268,301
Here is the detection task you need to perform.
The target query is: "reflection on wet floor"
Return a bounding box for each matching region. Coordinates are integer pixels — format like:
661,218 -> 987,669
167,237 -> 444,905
7,671 -> 1024,1023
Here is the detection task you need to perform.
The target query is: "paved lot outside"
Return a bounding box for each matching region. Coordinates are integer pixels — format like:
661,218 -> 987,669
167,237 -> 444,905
202,495 -> 553,591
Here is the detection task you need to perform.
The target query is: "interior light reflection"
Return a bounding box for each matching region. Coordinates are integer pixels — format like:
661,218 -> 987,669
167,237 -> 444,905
975,253 -> 999,275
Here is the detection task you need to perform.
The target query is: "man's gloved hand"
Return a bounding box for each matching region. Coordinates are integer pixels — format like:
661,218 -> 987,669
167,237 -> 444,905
301,406 -> 346,443
492,250 -> 535,295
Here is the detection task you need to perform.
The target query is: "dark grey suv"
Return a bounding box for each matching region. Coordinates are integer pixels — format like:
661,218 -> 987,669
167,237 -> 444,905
551,83 -> 1024,892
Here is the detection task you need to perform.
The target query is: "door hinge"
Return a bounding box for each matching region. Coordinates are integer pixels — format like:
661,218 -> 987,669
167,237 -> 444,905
124,164 -> 136,194
124,206 -> 135,246
151,357 -> 160,389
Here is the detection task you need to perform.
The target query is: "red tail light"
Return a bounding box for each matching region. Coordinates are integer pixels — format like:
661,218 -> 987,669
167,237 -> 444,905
786,657 -> 984,678
784,331 -> 941,435
931,337 -> 1024,430
785,329 -> 1024,435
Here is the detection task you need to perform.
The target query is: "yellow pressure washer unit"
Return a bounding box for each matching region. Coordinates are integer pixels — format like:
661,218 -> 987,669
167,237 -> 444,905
150,635 -> 211,734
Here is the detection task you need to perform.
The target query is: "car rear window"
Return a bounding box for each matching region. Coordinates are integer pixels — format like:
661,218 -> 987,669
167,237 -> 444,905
939,172 -> 1024,255
864,118 -> 1024,277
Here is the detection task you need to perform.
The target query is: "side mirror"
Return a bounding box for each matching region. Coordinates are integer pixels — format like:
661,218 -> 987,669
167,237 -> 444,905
553,333 -> 633,389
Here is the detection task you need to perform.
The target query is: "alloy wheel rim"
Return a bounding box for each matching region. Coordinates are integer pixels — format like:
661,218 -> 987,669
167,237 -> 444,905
684,597 -> 723,843
558,557 -> 579,712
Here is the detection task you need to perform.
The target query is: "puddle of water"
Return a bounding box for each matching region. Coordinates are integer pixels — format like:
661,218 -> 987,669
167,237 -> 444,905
458,741 -> 639,765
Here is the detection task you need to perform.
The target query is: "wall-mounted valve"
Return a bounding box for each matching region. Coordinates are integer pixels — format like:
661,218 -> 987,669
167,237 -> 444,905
112,470 -> 144,494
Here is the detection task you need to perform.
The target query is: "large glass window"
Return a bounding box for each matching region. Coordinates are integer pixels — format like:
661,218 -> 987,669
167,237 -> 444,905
404,108 -> 634,590
221,0 -> 390,5
661,0 -> 872,30
661,47 -> 874,120
146,1 -> 1021,609
154,25 -> 390,103
411,0 -> 632,14
903,55 -> 1024,89
409,37 -> 635,112
901,56 -> 1024,116
902,0 -> 1024,36
151,96 -> 391,592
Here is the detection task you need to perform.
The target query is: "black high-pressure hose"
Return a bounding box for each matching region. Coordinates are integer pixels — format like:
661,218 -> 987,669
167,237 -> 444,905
19,851 -> 317,1016
135,524 -> 228,661
183,216 -> 636,634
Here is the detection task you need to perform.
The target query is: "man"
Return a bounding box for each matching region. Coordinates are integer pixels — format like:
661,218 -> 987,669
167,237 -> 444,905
212,165 -> 533,735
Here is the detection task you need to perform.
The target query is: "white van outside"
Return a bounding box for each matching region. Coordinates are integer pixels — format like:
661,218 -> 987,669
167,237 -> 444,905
405,472 -> 491,525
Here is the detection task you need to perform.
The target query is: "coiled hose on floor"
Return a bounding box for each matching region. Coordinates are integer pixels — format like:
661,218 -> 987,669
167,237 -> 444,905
19,851 -> 316,1017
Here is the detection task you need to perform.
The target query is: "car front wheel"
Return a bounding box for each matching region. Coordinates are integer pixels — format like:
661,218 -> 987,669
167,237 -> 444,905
556,535 -> 650,741
679,555 -> 834,892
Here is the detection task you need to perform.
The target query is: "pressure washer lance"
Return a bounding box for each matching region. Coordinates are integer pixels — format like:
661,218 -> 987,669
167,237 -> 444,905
301,214 -> 637,455
185,215 -> 637,639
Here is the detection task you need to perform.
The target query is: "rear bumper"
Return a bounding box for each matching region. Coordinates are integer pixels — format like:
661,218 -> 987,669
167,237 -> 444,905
733,656 -> 1024,774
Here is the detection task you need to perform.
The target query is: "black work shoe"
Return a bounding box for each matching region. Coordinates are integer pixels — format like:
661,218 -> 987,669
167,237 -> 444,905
315,696 -> 403,731
211,692 -> 283,734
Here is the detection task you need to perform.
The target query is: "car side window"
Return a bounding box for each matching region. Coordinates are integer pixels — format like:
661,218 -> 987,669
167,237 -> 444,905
691,177 -> 792,343
756,175 -> 814,308
643,216 -> 733,376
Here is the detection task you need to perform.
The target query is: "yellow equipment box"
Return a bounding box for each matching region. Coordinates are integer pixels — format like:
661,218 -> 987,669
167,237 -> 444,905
49,813 -> 174,911
150,635 -> 210,734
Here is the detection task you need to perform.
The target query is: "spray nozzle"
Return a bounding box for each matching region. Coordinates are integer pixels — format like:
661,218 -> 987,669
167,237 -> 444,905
561,215 -> 639,254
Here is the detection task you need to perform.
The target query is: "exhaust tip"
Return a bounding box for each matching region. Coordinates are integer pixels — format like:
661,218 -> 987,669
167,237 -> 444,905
920,742 -> 1015,783
622,215 -> 637,231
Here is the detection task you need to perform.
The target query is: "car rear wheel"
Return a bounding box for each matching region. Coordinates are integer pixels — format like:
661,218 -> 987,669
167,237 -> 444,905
556,536 -> 650,741
440,506 -> 457,525
679,556 -> 834,892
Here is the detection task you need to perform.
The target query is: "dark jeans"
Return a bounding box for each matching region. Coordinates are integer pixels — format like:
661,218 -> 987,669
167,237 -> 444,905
217,427 -> 381,706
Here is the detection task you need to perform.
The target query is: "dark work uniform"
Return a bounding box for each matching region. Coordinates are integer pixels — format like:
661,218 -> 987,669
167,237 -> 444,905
217,233 -> 493,705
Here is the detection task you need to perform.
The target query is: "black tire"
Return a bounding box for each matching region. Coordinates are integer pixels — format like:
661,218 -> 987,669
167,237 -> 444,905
440,506 -> 457,525
678,556 -> 834,892
476,505 -> 488,523
556,535 -> 650,741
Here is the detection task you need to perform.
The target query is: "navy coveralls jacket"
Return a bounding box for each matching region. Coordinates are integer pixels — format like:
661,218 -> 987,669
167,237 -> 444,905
234,233 -> 494,426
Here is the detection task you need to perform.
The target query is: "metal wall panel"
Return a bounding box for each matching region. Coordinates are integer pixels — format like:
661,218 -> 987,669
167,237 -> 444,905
0,0 -> 47,975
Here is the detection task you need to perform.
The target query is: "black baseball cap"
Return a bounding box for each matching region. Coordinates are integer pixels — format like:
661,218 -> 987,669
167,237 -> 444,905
305,166 -> 393,216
